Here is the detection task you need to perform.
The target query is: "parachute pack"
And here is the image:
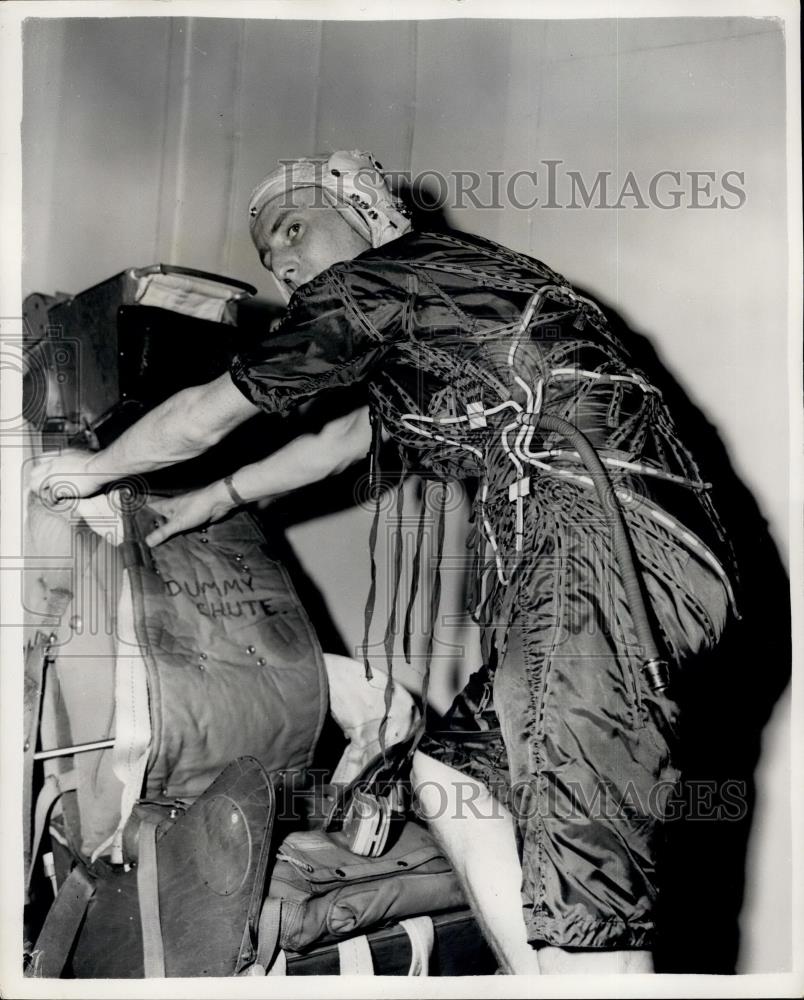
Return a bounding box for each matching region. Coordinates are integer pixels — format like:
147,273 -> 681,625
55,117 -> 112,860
21,266 -> 494,978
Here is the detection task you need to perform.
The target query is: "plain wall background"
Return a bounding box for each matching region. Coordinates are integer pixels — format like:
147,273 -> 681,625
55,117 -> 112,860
22,16 -> 791,972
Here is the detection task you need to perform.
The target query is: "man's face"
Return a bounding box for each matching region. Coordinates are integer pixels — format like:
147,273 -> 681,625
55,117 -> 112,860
251,185 -> 370,298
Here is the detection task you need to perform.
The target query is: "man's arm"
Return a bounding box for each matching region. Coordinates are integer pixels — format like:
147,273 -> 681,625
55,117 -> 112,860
145,405 -> 373,546
230,404 -> 372,498
30,373 -> 260,500
89,373 -> 259,478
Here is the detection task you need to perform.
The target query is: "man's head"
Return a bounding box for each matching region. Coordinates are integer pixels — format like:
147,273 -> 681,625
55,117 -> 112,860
248,150 -> 411,301
251,186 -> 371,300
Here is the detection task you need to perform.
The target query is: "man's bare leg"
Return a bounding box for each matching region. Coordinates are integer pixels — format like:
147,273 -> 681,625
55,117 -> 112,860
411,750 -> 541,974
325,653 -> 418,784
537,947 -> 653,974
411,751 -> 653,975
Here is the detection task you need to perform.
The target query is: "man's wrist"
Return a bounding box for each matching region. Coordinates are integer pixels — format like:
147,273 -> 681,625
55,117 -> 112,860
222,474 -> 248,507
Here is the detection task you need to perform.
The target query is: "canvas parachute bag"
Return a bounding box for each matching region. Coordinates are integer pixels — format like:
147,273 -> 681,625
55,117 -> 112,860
23,487 -> 328,978
20,265 -> 486,979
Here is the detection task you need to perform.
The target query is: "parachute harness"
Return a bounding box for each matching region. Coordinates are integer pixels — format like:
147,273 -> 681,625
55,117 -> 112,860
364,276 -> 736,766
398,286 -> 717,588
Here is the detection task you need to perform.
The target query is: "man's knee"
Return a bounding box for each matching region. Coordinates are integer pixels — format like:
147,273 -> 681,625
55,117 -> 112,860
412,751 -> 508,824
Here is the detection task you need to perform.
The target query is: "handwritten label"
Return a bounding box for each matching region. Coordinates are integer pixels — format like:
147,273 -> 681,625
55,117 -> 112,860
163,576 -> 279,620
164,577 -> 255,598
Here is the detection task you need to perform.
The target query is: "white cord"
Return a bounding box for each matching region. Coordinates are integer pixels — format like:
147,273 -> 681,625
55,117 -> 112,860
550,367 -> 660,395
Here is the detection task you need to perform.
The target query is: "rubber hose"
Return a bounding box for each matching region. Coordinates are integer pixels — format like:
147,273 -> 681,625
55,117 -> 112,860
532,412 -> 669,692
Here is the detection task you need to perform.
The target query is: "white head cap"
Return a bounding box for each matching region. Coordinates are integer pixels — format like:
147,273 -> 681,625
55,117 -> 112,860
248,149 -> 411,250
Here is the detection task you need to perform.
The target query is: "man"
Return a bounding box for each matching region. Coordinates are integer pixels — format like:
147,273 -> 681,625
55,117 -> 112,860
33,150 -> 739,974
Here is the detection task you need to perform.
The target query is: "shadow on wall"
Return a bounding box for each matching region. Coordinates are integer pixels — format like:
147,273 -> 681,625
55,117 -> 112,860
404,175 -> 793,971
579,289 -> 792,975
271,176 -> 791,972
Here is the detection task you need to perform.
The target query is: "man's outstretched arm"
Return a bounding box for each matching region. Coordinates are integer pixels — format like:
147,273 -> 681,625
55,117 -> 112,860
30,373 -> 260,499
145,405 -> 373,546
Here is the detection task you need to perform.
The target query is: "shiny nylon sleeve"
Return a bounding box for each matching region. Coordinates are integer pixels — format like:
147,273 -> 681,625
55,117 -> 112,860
229,264 -> 405,415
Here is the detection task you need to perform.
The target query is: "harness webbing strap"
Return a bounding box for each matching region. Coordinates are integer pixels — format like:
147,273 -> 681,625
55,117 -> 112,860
402,486 -> 428,663
361,413 -> 385,682
255,896 -> 283,974
379,480 -> 405,754
137,813 -> 165,977
26,770 -> 77,898
90,564 -> 151,864
23,634 -> 50,890
410,481 -> 447,759
26,864 -> 95,978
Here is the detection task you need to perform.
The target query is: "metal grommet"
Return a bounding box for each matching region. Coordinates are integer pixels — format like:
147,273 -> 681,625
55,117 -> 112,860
199,652 -> 208,660
201,537 -> 209,544
242,565 -> 250,573
234,553 -> 243,561
247,645 -> 256,655
257,657 -> 267,667
23,740 -> 30,752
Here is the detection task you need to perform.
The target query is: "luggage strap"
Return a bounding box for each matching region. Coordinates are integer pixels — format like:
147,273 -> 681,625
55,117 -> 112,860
337,934 -> 374,975
400,915 -> 434,976
25,864 -> 95,978
252,901 -> 435,976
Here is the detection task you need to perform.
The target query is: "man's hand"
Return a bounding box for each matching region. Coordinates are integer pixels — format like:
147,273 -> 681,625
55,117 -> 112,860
27,448 -> 112,505
143,404 -> 375,546
145,481 -> 235,547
